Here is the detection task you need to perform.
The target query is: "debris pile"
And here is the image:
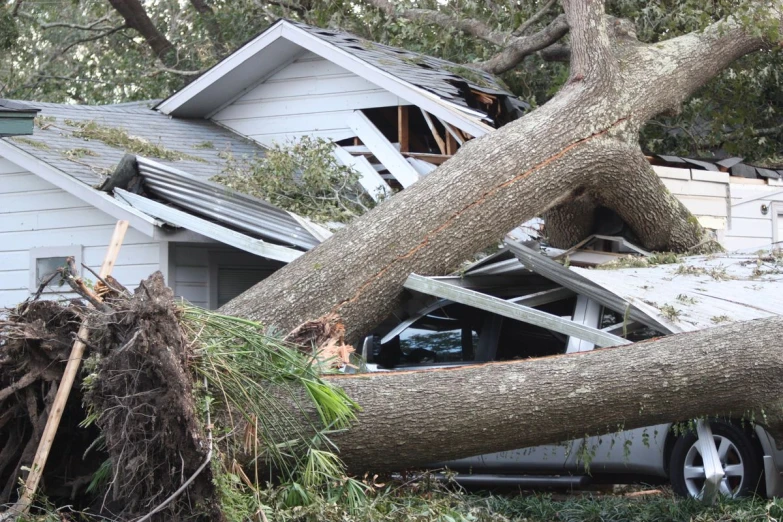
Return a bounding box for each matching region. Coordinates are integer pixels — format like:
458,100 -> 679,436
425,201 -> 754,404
0,271 -> 360,520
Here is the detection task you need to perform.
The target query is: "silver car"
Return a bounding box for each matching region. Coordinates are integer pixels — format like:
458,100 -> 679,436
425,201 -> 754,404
363,301 -> 783,499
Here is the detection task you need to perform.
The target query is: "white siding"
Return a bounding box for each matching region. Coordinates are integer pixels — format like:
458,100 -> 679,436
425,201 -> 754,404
212,51 -> 409,146
0,158 -> 161,308
724,183 -> 783,251
171,244 -> 210,308
170,244 -> 283,310
655,166 -> 729,230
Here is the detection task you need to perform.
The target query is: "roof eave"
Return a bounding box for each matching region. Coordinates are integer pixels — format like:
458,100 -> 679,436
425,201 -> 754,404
156,20 -> 494,138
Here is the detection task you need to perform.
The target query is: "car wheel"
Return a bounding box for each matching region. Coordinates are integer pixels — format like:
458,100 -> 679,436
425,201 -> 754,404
669,422 -> 762,499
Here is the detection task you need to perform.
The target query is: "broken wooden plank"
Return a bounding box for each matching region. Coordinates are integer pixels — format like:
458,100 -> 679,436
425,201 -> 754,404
420,109 -> 446,155
332,145 -> 391,200
347,110 -> 420,187
404,273 -> 630,348
403,152 -> 451,165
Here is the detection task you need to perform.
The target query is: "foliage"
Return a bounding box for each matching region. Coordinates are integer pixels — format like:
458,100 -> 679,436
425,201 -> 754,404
213,136 -> 375,223
67,120 -> 204,162
180,305 -> 360,489
2,1 -> 780,164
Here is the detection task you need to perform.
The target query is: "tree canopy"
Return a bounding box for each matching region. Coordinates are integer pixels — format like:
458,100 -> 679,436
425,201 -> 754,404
1,0 -> 780,163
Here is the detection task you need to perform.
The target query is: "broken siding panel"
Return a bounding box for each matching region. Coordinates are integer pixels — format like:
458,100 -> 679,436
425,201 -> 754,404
212,53 -> 409,146
0,164 -> 161,307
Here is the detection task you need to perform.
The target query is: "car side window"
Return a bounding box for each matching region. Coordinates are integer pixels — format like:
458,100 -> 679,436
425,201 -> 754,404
376,304 -> 481,368
400,326 -> 479,364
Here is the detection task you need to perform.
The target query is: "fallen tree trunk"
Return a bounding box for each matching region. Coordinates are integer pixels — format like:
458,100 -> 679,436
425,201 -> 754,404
324,316 -> 783,473
221,0 -> 778,342
3,276 -> 781,517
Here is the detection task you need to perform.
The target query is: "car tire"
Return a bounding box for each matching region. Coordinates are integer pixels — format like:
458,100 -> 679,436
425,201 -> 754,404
669,421 -> 762,499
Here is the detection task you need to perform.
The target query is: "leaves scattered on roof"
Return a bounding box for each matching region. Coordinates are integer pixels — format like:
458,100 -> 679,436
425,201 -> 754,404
595,252 -> 682,270
66,119 -> 207,163
63,147 -> 99,160
212,136 -> 376,224
10,136 -> 50,150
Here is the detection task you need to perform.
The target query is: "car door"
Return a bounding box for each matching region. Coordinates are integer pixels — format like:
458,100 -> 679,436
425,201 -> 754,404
563,424 -> 670,477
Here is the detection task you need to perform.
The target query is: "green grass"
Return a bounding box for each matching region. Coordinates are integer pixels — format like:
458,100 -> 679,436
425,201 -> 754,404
245,483 -> 783,522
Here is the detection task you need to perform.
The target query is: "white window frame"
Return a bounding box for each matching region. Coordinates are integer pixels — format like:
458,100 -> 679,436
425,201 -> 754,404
29,245 -> 82,294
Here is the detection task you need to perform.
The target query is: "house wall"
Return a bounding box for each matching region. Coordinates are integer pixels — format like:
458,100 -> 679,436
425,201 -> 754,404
212,51 -> 409,147
724,181 -> 783,251
170,244 -> 283,310
653,165 -> 783,251
654,166 -> 730,231
0,157 -> 162,308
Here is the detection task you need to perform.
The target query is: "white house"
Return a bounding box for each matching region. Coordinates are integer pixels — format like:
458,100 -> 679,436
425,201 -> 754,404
1,19 -> 781,310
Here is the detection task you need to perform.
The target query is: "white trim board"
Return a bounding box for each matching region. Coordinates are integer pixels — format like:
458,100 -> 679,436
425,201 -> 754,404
404,273 -> 630,348
156,20 -> 494,138
332,145 -> 390,200
347,110 -> 420,188
0,140 -> 160,237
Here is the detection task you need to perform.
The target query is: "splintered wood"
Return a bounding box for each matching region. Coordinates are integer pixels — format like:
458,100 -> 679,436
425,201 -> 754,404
285,312 -> 355,368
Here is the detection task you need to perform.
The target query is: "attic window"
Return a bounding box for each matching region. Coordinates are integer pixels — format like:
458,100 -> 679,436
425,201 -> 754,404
29,246 -> 82,293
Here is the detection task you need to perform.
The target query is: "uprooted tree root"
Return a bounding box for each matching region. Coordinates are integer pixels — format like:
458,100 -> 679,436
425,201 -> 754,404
1,271 -> 364,521
0,272 -> 221,521
0,299 -> 98,506
84,273 -> 220,521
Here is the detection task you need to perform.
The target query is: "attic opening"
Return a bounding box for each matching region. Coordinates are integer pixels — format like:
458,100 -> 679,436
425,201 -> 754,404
335,106 -> 469,189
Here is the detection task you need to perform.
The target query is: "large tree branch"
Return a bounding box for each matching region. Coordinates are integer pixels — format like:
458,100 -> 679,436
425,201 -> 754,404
478,14 -> 569,74
107,0 -> 179,67
628,14 -> 776,123
562,0 -> 615,83
363,0 -> 510,46
362,0 -> 571,75
188,0 -> 227,58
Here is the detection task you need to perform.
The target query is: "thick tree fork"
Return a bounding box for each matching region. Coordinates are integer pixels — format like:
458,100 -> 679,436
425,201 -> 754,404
330,118 -> 629,315
221,0 -> 783,343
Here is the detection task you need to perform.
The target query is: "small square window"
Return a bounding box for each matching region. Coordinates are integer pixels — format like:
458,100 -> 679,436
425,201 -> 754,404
35,257 -> 69,289
29,246 -> 82,294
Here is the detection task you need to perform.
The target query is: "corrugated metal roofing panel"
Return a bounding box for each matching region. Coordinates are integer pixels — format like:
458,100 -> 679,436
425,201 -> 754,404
135,157 -> 320,250
572,252 -> 782,333
504,238 -> 672,333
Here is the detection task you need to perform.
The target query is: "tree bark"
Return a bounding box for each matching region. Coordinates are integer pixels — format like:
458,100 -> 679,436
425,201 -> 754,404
107,0 -> 179,67
222,3 -> 777,340
323,317 -> 783,472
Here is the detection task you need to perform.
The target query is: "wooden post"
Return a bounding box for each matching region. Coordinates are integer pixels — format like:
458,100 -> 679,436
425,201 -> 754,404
398,105 -> 409,153
10,221 -> 129,515
446,130 -> 457,155
419,109 -> 446,155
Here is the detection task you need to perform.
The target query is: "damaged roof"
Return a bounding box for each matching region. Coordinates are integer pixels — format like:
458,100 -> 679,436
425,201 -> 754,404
573,252 -> 783,333
155,19 -> 527,133
285,20 -> 529,122
2,101 -> 263,186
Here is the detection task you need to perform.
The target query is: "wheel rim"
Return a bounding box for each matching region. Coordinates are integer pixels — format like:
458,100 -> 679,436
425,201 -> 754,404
683,434 -> 745,499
